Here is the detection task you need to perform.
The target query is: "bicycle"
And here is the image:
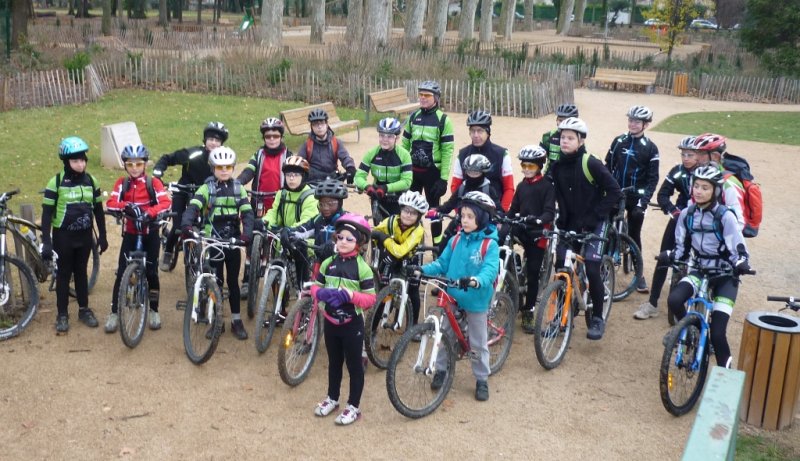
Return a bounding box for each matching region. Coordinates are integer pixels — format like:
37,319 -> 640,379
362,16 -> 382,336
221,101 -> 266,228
182,231 -> 245,365
605,186 -> 644,301
767,295 -> 800,314
0,190 -> 39,341
158,182 -> 199,273
659,261 -> 755,416
245,189 -> 278,319
385,274 -> 516,418
533,230 -> 615,370
649,202 -> 687,326
110,210 -> 174,348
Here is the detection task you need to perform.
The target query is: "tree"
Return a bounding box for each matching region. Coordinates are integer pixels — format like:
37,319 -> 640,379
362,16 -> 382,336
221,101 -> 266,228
310,0 -> 324,44
479,0 -> 492,43
346,0 -> 364,44
556,0 -> 574,35
158,0 -> 168,25
404,0 -> 425,46
498,0 -> 515,40
458,0 -> 479,41
740,0 -> 800,77
362,0 -> 390,49
10,0 -> 29,50
644,0 -> 695,61
574,0 -> 586,26
261,0 -> 284,46
430,0 -> 447,47
523,0 -> 534,31
102,0 -> 112,35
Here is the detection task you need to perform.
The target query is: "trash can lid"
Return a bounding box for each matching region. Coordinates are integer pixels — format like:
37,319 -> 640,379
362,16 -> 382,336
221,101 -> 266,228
746,311 -> 800,334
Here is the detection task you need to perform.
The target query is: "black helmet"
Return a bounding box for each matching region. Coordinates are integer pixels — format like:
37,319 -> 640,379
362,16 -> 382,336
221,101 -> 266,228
313,178 -> 348,199
466,110 -> 492,127
203,122 -> 229,144
308,108 -> 329,123
555,103 -> 579,118
417,80 -> 441,97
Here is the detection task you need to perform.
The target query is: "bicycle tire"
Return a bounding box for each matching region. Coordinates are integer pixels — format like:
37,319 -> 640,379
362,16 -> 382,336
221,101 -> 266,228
68,238 -> 99,298
585,255 -> 616,329
610,233 -> 643,302
183,275 -> 224,365
247,233 -> 266,319
488,291 -> 516,374
365,281 -> 414,370
117,262 -> 149,349
183,240 -> 201,303
160,225 -> 179,272
386,322 -> 456,419
0,256 -> 39,341
659,315 -> 709,416
533,279 -> 573,370
254,269 -> 283,354
277,297 -> 321,386
536,244 -> 555,303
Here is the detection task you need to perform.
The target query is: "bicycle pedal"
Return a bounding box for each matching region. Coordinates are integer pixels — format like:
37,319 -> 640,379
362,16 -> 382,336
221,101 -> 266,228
175,300 -> 187,311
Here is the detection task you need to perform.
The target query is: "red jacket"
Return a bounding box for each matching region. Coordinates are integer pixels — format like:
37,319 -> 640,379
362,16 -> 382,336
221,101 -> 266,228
106,175 -> 172,235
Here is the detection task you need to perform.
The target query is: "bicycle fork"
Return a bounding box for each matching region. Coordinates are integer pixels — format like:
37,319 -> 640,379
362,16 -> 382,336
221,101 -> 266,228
414,314 -> 444,377
190,275 -> 217,324
379,278 -> 409,332
674,311 -> 710,372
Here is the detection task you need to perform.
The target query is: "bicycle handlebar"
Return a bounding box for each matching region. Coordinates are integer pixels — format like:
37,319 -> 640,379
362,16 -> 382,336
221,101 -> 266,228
542,229 -> 606,244
167,182 -> 199,194
247,190 -> 277,198
0,189 -> 20,205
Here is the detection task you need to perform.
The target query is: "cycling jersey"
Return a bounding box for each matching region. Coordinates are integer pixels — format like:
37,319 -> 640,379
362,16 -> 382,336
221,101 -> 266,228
401,106 -> 455,179
263,185 -> 319,228
153,146 -> 213,187
353,145 -> 413,192
605,133 -> 660,208
657,164 -> 693,216
237,144 -> 291,211
450,140 -> 515,211
374,216 -> 425,260
182,177 -> 254,239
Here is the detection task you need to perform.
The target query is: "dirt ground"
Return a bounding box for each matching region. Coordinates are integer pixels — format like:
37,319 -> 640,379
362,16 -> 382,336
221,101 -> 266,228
2,88 -> 800,460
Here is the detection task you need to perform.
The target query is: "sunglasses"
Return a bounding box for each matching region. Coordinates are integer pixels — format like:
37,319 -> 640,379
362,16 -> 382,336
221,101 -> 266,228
319,200 -> 339,209
214,165 -> 234,171
418,92 -> 434,98
336,234 -> 357,243
520,163 -> 540,171
263,134 -> 281,140
125,161 -> 146,168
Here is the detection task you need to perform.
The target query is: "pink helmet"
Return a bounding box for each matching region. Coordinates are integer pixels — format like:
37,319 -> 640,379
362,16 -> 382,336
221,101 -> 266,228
692,133 -> 727,153
334,212 -> 372,244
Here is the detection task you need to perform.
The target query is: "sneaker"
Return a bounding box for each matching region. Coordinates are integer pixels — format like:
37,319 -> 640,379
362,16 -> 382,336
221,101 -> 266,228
430,370 -> 446,390
231,319 -> 248,340
206,322 -> 225,340
633,302 -> 659,320
314,397 -> 339,417
240,282 -> 249,300
55,314 -> 69,333
104,313 -> 119,333
636,278 -> 649,294
362,351 -> 369,371
475,380 -> 489,401
159,252 -> 173,272
521,311 -> 535,335
334,405 -> 361,426
78,307 -> 99,328
586,316 -> 605,340
148,310 -> 161,330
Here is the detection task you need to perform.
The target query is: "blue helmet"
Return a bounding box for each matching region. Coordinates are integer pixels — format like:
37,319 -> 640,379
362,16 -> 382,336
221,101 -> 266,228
59,136 -> 89,159
377,117 -> 402,135
121,144 -> 150,161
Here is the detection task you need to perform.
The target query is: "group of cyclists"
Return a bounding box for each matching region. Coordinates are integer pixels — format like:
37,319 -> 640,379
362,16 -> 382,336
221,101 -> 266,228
39,79 -> 753,425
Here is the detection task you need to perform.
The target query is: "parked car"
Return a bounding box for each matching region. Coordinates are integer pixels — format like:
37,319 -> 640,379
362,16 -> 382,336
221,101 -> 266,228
644,18 -> 666,26
690,19 -> 718,30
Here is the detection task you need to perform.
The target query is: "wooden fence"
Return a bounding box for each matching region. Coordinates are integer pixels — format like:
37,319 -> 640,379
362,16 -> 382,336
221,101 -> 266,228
0,67 -> 103,110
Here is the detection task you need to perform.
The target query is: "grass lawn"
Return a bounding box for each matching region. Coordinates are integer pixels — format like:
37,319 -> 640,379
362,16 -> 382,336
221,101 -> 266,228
0,89 -> 368,207
652,112 -> 800,146
736,434 -> 796,461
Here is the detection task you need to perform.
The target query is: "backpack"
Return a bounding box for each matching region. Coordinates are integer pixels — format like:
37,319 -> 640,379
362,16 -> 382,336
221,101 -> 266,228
581,153 -> 596,186
119,175 -> 158,206
205,178 -> 242,220
305,136 -> 340,165
276,188 -> 315,224
683,203 -> 733,259
722,153 -> 762,238
450,232 -> 492,258
52,172 -> 102,208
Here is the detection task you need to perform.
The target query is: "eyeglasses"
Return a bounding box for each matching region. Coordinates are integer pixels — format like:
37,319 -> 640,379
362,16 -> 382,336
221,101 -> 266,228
124,161 -> 146,168
319,200 -> 339,209
520,163 -> 540,171
418,92 -> 434,99
400,207 -> 419,216
214,165 -> 233,171
285,172 -> 302,178
336,234 -> 357,242
263,134 -> 281,140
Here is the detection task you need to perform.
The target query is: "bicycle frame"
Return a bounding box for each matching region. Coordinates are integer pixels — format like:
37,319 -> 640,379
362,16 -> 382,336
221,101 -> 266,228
376,276 -> 411,332
550,248 -> 590,327
187,235 -> 240,323
673,273 -> 714,373
414,279 -> 469,377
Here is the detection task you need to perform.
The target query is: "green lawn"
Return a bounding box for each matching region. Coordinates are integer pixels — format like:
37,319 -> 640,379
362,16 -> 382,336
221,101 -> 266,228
652,112 -> 800,146
736,434 -> 796,461
0,89 -> 368,207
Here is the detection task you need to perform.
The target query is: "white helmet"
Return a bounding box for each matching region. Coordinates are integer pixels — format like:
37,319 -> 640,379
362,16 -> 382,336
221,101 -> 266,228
627,105 -> 653,122
518,145 -> 548,163
398,190 -> 429,214
461,191 -> 496,217
208,146 -> 236,167
558,117 -> 588,138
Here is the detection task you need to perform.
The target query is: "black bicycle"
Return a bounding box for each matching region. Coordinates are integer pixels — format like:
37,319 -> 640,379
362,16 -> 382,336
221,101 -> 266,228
605,186 -> 644,301
0,190 -> 39,341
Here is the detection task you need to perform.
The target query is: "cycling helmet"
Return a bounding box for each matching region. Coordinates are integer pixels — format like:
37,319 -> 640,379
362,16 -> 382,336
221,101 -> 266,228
308,108 -> 329,123
313,178 -> 348,200
627,105 -> 654,122
377,117 -> 402,135
335,212 -> 372,245
692,133 -> 727,154
417,80 -> 441,96
462,154 -> 492,174
461,191 -> 496,217
208,146 -> 236,166
466,110 -> 492,127
282,156 -> 310,174
121,144 -> 149,161
518,145 -> 548,164
692,164 -> 724,199
59,136 -> 89,159
397,190 -> 429,214
677,136 -> 697,150
260,117 -> 285,136
203,122 -> 229,143
555,103 -> 579,118
557,117 -> 589,138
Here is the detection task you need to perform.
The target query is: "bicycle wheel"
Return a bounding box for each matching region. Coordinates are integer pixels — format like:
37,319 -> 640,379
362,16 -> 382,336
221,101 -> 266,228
586,255 -> 616,329
610,233 -> 643,302
386,322 -> 456,419
278,297 -> 321,386
501,269 -> 520,314
117,262 -> 149,349
183,275 -> 224,365
68,237 -> 99,298
533,279 -> 573,370
536,245 -> 555,302
247,233 -> 266,319
254,269 -> 284,354
659,315 -> 709,416
183,240 -> 201,303
365,281 -> 413,370
0,256 -> 39,341
488,292 -> 515,374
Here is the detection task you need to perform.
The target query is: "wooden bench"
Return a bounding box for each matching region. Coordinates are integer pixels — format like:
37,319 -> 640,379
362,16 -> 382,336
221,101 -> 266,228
280,102 -> 360,142
589,68 -> 658,94
367,87 -> 420,123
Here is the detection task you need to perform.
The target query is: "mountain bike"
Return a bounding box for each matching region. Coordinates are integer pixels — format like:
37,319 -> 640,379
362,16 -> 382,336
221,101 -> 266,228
0,190 -> 39,341
533,230 -> 615,370
659,261 -> 755,416
244,189 -> 277,315
605,186 -> 644,301
182,231 -> 245,365
159,182 -> 199,273
385,274 -> 516,418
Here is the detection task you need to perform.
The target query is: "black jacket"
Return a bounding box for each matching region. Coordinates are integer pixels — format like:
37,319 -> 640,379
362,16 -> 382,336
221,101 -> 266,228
657,164 -> 693,216
153,146 -> 213,186
551,148 -> 621,231
605,133 -> 660,208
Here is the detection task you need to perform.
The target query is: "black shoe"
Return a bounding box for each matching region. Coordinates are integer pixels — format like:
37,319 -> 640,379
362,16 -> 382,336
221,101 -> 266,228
240,282 -> 249,300
206,322 -> 225,340
231,319 -> 248,340
55,314 -> 69,333
587,316 -> 605,341
78,308 -> 99,328
475,380 -> 489,401
636,278 -> 649,294
521,311 -> 535,335
430,370 -> 446,390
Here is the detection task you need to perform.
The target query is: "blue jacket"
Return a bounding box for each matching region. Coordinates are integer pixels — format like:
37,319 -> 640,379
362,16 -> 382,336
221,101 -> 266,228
421,225 -> 499,313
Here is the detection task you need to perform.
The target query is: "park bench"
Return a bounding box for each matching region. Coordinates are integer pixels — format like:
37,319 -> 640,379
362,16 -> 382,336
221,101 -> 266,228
589,68 -> 658,94
280,102 -> 360,142
366,87 -> 420,123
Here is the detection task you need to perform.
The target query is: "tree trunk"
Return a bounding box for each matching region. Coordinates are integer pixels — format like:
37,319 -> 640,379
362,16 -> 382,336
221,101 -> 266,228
524,0 -> 534,31
196,0 -> 201,25
479,0 -> 492,43
159,0 -> 168,25
431,0 -> 447,48
345,0 -> 363,44
362,0 -> 390,49
574,0 -> 585,27
404,0 -> 425,46
11,0 -> 29,49
628,0 -> 634,27
499,0 -> 514,40
102,0 -> 112,34
260,0 -> 283,46
556,0 -> 574,35
309,0 -> 324,43
457,0 -> 478,41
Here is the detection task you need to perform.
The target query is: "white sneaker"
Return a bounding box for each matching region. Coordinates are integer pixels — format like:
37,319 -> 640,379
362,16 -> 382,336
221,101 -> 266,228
314,397 -> 339,417
149,310 -> 161,330
104,313 -> 118,333
334,405 -> 360,425
633,302 -> 659,320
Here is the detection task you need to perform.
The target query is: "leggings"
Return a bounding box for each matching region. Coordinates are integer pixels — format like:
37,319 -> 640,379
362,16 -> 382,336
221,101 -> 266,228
111,232 -> 161,313
648,218 -> 677,307
556,221 -> 608,319
625,202 -> 645,261
324,315 -> 365,408
523,243 -> 546,310
53,229 -> 93,316
165,192 -> 189,254
210,247 -> 242,315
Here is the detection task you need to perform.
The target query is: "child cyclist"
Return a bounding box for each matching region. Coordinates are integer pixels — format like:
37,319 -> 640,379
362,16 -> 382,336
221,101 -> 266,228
660,165 -> 751,369
353,117 -> 413,219
296,109 -> 357,186
312,213 -> 377,426
507,145 -> 556,333
41,137 -> 110,333
539,103 -> 579,171
370,190 -> 429,324
181,147 -> 255,340
104,145 -> 172,333
414,191 -> 500,402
